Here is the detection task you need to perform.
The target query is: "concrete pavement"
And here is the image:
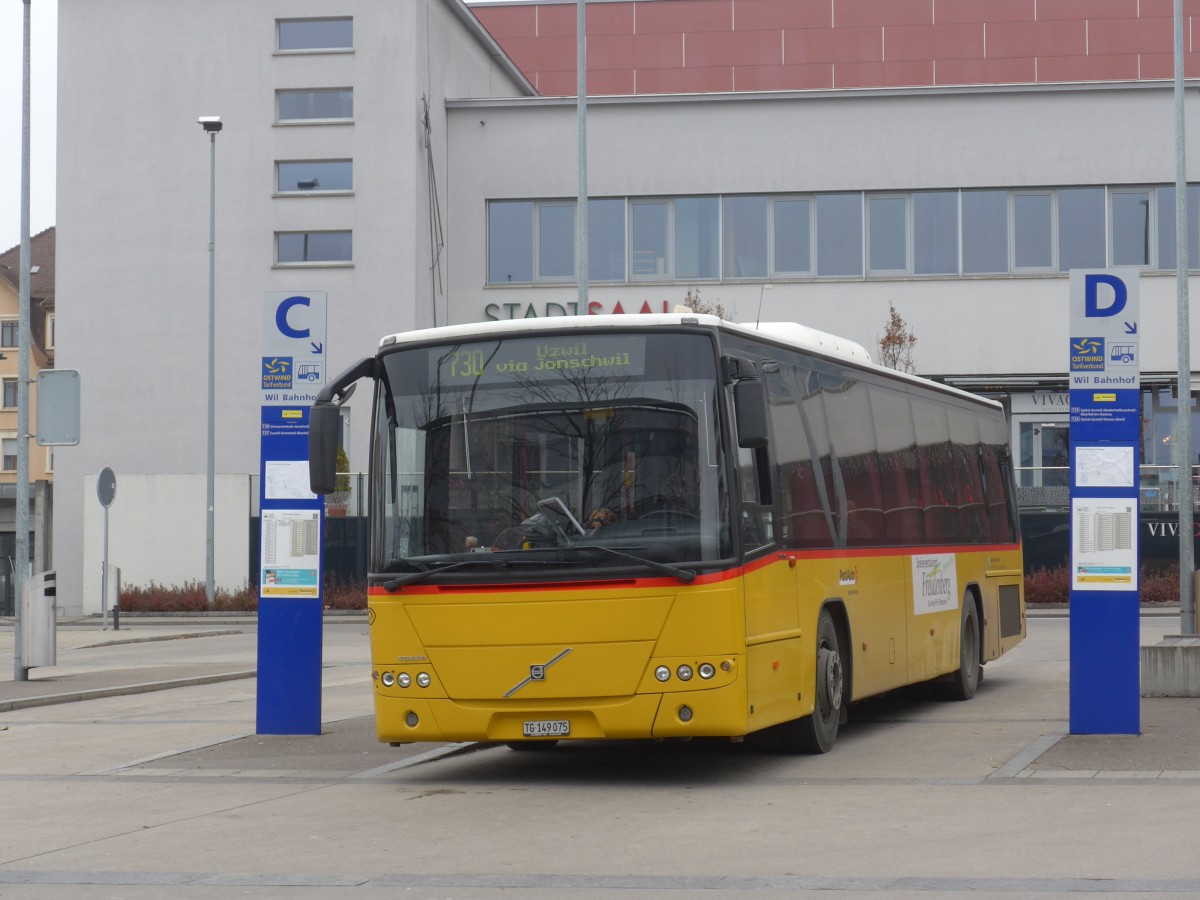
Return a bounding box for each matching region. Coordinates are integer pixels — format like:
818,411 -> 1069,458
2,612 -> 1200,895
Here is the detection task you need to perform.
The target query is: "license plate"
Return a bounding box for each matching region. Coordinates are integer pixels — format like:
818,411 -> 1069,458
523,719 -> 570,737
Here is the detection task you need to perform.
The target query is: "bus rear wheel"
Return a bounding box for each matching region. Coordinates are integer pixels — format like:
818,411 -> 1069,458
942,596 -> 981,701
780,609 -> 844,754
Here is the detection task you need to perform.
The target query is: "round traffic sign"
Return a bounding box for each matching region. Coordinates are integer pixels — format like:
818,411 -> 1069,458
97,467 -> 116,508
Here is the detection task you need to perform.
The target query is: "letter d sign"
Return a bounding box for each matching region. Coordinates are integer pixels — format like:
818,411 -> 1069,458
1085,273 -> 1127,317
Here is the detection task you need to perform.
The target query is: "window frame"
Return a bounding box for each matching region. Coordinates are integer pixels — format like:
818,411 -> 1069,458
275,88 -> 354,124
276,17 -> 354,53
770,195 -> 815,277
629,198 -> 673,282
534,201 -> 577,282
274,230 -> 354,266
1010,190 -> 1056,272
1111,186 -> 1154,269
866,193 -> 910,276
275,159 -> 353,195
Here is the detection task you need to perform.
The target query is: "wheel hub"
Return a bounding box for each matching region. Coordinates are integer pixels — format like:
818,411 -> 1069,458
817,646 -> 844,712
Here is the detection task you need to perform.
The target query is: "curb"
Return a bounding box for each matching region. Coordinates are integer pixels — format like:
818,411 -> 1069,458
0,670 -> 257,714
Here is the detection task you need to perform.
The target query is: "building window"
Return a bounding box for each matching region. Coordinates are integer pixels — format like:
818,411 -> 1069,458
1112,189 -> 1152,267
722,195 -> 767,279
485,183 -> 1200,288
631,200 -> 670,278
277,160 -> 352,193
962,190 -> 1008,274
588,199 -> 626,282
913,191 -> 958,275
537,203 -> 575,279
488,201 -> 533,283
2,438 -> 16,472
45,312 -> 54,349
868,195 -> 908,274
1156,185 -> 1200,270
676,197 -> 719,279
816,193 -> 863,277
0,320 -> 16,347
2,379 -> 15,409
773,197 -> 812,275
276,89 -> 353,122
1013,192 -> 1053,270
1057,187 -> 1106,271
276,231 -> 353,264
277,17 -> 353,52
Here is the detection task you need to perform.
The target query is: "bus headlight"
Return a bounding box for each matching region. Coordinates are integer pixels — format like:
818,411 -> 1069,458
416,672 -> 431,688
397,673 -> 411,688
381,672 -> 395,687
698,663 -> 716,680
677,665 -> 693,681
678,705 -> 693,722
655,666 -> 671,682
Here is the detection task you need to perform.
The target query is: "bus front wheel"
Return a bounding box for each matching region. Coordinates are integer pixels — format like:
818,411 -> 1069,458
780,609 -> 844,754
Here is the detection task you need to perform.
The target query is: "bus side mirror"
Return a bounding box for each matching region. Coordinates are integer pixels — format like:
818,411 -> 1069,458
734,379 -> 769,448
309,403 -> 341,495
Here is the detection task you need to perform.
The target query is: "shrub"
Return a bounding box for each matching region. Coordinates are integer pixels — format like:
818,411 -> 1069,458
118,577 -> 366,612
1023,563 -> 1181,606
1024,566 -> 1069,605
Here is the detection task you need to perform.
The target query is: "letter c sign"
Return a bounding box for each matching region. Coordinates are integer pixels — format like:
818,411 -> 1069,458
276,295 -> 311,339
1084,274 -> 1128,318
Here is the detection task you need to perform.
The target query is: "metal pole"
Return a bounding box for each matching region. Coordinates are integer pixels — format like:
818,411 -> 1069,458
14,0 -> 32,681
206,130 -> 217,611
1174,0 -> 1195,634
576,0 -> 588,307
102,506 -> 109,630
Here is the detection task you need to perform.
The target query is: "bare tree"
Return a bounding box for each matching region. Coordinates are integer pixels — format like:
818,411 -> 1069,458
682,287 -> 729,320
878,304 -> 918,374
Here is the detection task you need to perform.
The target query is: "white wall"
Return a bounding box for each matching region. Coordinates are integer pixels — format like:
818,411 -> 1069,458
54,0 -> 527,613
444,84 -> 1200,377
80,474 -> 250,613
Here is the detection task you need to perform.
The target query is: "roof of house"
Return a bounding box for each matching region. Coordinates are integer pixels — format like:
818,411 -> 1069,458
0,227 -> 56,310
0,227 -> 57,360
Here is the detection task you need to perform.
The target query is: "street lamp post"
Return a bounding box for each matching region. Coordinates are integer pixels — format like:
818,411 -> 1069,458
198,116 -> 222,611
14,0 -> 32,681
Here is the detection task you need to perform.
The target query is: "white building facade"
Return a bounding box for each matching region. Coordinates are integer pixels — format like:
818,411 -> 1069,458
55,0 -> 1200,611
55,0 -> 530,612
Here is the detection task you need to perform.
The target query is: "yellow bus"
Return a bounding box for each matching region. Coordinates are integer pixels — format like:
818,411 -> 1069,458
309,314 -> 1025,753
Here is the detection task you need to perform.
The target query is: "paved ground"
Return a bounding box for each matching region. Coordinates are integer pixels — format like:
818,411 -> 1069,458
2,611 -> 1200,896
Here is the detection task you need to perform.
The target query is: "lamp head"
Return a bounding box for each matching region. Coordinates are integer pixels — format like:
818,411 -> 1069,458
197,115 -> 223,134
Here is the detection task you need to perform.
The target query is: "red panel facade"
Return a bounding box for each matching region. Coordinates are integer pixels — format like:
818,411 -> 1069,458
466,0 -> 1200,95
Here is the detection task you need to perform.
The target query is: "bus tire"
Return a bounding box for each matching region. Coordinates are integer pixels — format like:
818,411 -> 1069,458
943,596 -> 981,701
780,609 -> 844,754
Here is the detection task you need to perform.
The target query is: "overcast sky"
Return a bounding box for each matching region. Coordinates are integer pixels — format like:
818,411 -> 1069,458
0,0 -> 57,254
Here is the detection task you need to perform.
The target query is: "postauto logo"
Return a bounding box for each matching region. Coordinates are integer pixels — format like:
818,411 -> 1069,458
1070,337 -> 1105,371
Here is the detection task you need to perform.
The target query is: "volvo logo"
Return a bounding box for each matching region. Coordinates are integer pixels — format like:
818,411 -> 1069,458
505,648 -> 572,697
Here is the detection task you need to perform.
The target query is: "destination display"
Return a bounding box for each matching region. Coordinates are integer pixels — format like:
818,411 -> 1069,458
433,336 -> 647,386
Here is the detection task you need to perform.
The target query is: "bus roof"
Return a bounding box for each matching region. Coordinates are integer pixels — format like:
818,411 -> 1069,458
378,314 -> 999,410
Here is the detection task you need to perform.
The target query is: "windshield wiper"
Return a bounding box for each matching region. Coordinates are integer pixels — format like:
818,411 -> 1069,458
383,558 -> 509,591
382,556 -> 559,591
558,544 -> 696,584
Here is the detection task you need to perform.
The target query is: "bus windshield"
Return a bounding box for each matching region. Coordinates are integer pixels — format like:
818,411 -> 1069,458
370,330 -> 730,579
